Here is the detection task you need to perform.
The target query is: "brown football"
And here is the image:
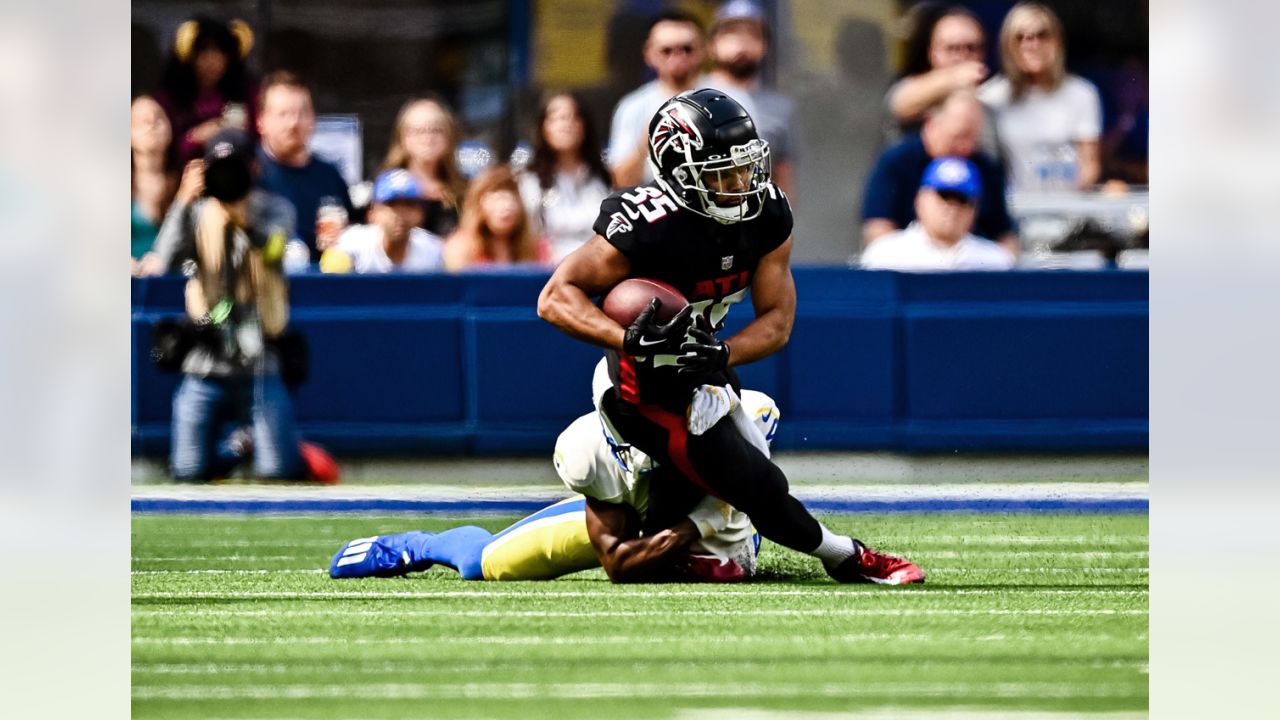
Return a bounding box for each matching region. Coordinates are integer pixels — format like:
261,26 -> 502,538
602,278 -> 689,326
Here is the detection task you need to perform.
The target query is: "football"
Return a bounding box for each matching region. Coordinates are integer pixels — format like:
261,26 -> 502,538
602,278 -> 689,327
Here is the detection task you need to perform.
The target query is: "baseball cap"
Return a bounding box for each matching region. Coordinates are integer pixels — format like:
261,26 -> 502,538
204,128 -> 254,164
920,157 -> 982,201
372,169 -> 423,204
712,0 -> 767,33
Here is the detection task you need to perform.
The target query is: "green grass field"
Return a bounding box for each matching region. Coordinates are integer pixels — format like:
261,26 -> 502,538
132,513 -> 1148,719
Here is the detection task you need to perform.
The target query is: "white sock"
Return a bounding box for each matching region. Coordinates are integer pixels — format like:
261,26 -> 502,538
810,524 -> 859,566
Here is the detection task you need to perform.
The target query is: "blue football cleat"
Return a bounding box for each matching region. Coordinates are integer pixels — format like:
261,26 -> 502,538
328,532 -> 435,579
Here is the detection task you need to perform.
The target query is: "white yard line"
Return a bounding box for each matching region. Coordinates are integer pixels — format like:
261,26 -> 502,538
129,681 -> 1145,701
131,550 -> 1148,563
129,566 -> 1148,576
131,536 -> 1150,549
131,588 -> 1147,601
131,658 -> 1150,675
132,569 -> 327,575
131,608 -> 1147,626
675,710 -> 1150,720
132,481 -> 1148,503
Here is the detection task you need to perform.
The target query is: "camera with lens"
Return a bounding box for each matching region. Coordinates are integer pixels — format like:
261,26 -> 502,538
204,129 -> 254,203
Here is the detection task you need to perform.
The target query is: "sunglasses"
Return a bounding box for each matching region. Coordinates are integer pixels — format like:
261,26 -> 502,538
935,190 -> 975,205
940,42 -> 983,55
1015,29 -> 1051,43
657,44 -> 697,57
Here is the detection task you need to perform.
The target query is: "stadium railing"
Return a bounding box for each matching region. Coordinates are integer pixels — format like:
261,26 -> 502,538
131,268 -> 1148,456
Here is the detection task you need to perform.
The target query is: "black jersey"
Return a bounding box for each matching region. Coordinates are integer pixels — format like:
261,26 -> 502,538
592,182 -> 794,408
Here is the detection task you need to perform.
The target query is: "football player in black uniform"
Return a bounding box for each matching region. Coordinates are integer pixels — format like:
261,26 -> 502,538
538,89 -> 923,584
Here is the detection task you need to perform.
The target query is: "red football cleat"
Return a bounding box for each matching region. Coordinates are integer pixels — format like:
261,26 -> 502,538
299,441 -> 341,485
826,541 -> 925,585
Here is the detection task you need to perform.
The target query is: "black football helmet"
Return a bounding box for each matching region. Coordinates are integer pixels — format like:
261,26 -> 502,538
647,88 -> 772,224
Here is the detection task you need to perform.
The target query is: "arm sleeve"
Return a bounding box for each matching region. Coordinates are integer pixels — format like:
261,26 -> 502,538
592,193 -> 643,259
758,188 -> 794,255
150,199 -> 198,272
1073,78 -> 1103,141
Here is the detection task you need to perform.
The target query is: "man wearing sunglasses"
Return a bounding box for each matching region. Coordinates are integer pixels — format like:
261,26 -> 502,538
607,10 -> 706,187
860,156 -> 1014,271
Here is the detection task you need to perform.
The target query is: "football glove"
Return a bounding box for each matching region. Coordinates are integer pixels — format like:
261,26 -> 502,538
622,298 -> 694,356
677,314 -> 731,375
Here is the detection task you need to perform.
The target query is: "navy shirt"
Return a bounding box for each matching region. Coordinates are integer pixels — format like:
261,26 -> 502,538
861,134 -> 1016,243
256,147 -> 355,259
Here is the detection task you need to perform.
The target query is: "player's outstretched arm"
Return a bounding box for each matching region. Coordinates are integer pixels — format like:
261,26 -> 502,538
537,235 -> 632,352
584,497 -> 701,583
723,236 -> 797,367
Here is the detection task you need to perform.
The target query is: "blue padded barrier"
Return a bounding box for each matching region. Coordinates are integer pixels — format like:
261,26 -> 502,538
131,268 -> 1148,456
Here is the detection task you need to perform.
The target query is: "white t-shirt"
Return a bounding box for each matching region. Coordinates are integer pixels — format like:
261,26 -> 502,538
860,222 -> 1014,271
334,224 -> 444,273
978,74 -> 1102,192
517,168 -> 611,264
607,80 -> 674,183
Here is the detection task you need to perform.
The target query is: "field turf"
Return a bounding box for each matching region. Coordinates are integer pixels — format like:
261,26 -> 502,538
132,513 -> 1148,719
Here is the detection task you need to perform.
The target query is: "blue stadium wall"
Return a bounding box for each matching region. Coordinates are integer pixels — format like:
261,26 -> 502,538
131,268 -> 1148,457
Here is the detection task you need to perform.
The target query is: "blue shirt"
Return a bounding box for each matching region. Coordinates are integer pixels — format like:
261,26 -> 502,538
256,147 -> 355,259
861,134 -> 1016,242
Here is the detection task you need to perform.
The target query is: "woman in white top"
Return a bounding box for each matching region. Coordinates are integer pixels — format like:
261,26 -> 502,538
517,92 -> 613,264
978,2 -> 1102,192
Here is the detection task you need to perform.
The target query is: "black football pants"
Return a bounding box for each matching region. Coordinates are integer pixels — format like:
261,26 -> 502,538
602,392 -> 823,554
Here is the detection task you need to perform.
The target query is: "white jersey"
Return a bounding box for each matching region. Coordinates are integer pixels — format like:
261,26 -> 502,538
335,224 -> 444,273
552,360 -> 782,573
860,222 -> 1014,271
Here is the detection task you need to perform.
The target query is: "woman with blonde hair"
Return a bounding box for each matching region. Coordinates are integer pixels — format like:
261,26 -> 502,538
443,166 -> 538,271
977,2 -> 1101,192
381,96 -> 468,237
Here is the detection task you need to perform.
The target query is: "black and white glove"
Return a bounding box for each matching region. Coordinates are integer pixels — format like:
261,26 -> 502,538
677,314 -> 730,375
623,298 -> 694,356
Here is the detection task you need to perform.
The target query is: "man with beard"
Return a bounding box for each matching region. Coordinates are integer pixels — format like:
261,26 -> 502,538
607,10 -> 707,187
701,0 -> 796,198
254,70 -> 355,261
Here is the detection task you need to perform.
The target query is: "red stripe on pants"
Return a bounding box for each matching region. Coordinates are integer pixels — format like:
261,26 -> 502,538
635,403 -> 715,496
617,355 -> 640,404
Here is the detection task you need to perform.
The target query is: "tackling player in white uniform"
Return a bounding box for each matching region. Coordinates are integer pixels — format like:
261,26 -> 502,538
329,361 -> 778,583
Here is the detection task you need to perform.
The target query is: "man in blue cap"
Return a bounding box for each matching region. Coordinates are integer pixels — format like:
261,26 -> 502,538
324,169 -> 444,274
861,89 -> 1018,255
860,156 -> 1015,271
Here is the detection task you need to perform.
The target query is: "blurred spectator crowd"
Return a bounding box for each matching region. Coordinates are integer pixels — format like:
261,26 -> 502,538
131,1 -> 1149,278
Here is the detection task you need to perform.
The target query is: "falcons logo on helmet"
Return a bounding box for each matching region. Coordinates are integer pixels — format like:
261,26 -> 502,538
651,105 -> 704,160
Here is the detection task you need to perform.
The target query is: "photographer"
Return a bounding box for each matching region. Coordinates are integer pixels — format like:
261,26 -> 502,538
141,133 -> 296,276
168,128 -> 333,482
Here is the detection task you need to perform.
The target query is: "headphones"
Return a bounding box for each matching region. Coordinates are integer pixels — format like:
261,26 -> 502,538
174,18 -> 254,63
